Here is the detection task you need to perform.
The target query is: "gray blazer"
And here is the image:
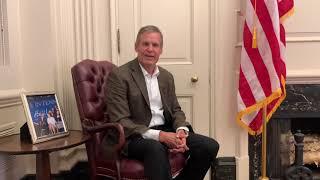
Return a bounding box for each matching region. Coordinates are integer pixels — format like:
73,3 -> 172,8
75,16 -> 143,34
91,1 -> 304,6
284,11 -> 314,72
103,59 -> 191,154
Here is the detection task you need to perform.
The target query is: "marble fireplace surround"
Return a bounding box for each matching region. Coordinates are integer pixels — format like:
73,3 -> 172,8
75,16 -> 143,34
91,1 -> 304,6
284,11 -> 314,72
249,84 -> 320,180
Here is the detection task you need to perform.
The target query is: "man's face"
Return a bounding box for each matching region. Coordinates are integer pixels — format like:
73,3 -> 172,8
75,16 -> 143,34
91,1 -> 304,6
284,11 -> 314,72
135,32 -> 163,69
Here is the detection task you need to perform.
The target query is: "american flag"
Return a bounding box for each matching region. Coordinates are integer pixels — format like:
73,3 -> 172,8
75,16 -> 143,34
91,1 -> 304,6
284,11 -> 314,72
237,0 -> 294,134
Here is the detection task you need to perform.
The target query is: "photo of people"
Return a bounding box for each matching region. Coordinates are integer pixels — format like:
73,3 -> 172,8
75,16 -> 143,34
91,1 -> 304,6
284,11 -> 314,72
25,94 -> 67,138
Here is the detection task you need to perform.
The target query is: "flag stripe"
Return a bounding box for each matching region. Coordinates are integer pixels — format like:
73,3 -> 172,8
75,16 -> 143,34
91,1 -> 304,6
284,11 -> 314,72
279,24 -> 287,78
244,109 -> 260,127
237,91 -> 246,111
278,0 -> 294,19
237,0 -> 293,134
243,23 -> 272,97
239,66 -> 257,107
245,1 -> 280,92
240,46 -> 265,103
248,109 -> 262,131
280,24 -> 286,46
263,0 -> 280,42
253,0 -> 283,82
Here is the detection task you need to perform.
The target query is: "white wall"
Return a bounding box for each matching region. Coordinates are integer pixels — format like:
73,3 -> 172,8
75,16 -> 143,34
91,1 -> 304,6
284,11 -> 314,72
0,0 -> 21,90
285,0 -> 320,82
20,0 -> 56,91
211,1 -> 249,179
0,0 -> 113,179
0,0 -> 56,179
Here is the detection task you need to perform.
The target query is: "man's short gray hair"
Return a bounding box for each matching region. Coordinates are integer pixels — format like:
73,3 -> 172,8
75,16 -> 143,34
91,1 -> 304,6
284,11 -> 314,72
135,25 -> 163,48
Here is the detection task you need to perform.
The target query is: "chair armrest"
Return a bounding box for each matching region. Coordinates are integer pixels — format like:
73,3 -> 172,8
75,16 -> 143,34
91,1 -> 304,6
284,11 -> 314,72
82,119 -> 126,151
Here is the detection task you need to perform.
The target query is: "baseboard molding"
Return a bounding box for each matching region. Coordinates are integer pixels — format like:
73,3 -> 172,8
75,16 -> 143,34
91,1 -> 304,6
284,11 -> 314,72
236,155 -> 249,180
56,146 -> 88,172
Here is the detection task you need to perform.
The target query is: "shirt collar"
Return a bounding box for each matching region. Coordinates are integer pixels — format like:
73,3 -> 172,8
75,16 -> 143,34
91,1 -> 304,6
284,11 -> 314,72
139,63 -> 160,77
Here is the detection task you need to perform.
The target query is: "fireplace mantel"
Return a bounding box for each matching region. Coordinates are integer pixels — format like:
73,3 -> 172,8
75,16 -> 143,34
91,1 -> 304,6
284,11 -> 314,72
274,84 -> 320,118
249,84 -> 320,180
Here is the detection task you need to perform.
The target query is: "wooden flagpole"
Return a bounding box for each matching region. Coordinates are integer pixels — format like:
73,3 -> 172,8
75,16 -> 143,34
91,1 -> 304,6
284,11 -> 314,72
259,105 -> 269,180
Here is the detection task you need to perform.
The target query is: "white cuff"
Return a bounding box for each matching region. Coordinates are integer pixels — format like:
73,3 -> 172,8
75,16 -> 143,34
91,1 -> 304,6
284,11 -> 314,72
142,129 -> 161,141
176,126 -> 189,136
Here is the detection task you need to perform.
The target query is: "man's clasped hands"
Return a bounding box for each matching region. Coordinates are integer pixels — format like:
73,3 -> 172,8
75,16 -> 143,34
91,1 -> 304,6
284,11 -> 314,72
159,129 -> 189,153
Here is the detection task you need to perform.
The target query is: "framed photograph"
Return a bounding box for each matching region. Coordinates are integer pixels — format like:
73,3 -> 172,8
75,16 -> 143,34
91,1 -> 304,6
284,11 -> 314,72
21,91 -> 69,144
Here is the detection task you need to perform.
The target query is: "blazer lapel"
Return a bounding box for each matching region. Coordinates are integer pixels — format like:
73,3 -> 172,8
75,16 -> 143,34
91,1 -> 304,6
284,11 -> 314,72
157,70 -> 168,108
130,59 -> 150,107
158,70 -> 172,123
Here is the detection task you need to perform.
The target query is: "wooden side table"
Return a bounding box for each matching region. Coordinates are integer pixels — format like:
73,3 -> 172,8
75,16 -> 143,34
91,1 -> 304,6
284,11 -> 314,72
0,130 -> 90,180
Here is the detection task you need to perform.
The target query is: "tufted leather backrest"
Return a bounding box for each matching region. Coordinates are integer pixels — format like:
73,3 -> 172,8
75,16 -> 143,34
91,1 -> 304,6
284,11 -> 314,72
71,60 -> 187,179
71,59 -> 116,127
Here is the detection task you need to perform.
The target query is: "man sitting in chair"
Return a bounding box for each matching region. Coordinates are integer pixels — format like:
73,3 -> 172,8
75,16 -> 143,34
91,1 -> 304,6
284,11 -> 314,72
105,25 -> 219,180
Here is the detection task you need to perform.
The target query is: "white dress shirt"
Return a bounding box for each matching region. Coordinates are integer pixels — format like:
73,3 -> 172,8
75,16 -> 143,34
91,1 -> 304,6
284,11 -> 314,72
139,64 -> 188,141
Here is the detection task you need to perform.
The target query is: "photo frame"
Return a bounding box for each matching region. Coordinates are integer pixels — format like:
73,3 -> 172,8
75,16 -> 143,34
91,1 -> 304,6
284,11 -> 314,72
21,91 -> 69,144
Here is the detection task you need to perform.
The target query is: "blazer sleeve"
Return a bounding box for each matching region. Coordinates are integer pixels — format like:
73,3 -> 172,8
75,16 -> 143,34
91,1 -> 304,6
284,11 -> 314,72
167,73 -> 193,131
105,68 -> 149,138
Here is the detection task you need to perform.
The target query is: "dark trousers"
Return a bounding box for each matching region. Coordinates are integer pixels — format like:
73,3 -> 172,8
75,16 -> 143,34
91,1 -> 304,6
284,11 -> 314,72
127,132 -> 219,180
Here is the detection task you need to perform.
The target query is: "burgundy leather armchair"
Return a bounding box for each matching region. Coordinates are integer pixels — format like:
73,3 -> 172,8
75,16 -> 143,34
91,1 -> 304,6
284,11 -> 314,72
71,59 -> 186,180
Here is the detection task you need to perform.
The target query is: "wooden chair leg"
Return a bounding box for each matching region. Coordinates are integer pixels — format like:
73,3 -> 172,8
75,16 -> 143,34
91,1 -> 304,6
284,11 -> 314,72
116,159 -> 121,180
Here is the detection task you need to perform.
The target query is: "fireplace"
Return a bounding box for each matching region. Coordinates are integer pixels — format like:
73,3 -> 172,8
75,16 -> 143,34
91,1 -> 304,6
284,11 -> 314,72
249,84 -> 320,180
